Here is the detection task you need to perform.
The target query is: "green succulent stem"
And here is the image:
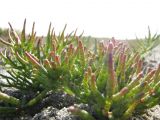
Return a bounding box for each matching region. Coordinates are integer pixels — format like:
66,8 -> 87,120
0,37 -> 13,47
103,98 -> 112,115
26,89 -> 48,107
121,101 -> 139,120
0,92 -> 20,106
68,107 -> 96,120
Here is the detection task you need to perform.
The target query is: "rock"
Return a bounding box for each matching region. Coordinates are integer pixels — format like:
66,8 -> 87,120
55,107 -> 80,120
25,91 -> 75,115
32,106 -> 57,120
32,106 -> 81,120
42,91 -> 75,109
2,87 -> 35,101
1,87 -> 160,120
130,105 -> 160,120
145,105 -> 160,120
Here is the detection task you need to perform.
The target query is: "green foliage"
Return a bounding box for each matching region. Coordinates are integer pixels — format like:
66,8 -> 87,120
68,40 -> 160,120
128,26 -> 160,58
0,20 -> 90,113
0,21 -> 160,120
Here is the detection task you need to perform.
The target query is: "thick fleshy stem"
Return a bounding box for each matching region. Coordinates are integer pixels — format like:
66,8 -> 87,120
0,92 -> 20,106
112,87 -> 128,101
119,53 -> 126,87
78,40 -> 85,66
121,92 -> 145,120
21,19 -> 26,41
98,41 -> 105,57
106,42 -> 117,97
25,52 -> 47,73
82,72 -> 89,92
68,106 -> 96,120
143,69 -> 156,83
15,52 -> 28,64
68,44 -> 74,56
90,74 -> 105,106
8,22 -> 21,45
25,52 -> 41,68
0,37 -> 13,47
26,89 -> 48,107
127,72 -> 143,90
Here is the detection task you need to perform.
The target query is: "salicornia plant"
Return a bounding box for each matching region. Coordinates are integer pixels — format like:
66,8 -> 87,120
68,39 -> 160,120
0,20 -> 90,113
0,20 -> 160,120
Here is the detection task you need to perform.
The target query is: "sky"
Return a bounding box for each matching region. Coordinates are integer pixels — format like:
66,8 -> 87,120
0,0 -> 160,39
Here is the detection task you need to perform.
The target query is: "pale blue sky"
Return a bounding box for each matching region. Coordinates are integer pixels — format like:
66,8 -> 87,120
0,0 -> 160,39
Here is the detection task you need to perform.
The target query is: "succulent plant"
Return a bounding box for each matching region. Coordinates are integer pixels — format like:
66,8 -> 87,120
67,38 -> 160,120
0,21 -> 160,120
0,20 -> 90,113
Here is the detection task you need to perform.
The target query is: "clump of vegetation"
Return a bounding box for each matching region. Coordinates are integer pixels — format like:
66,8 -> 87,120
67,39 -> 160,120
0,19 -> 91,114
128,27 -> 160,58
0,20 -> 160,120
